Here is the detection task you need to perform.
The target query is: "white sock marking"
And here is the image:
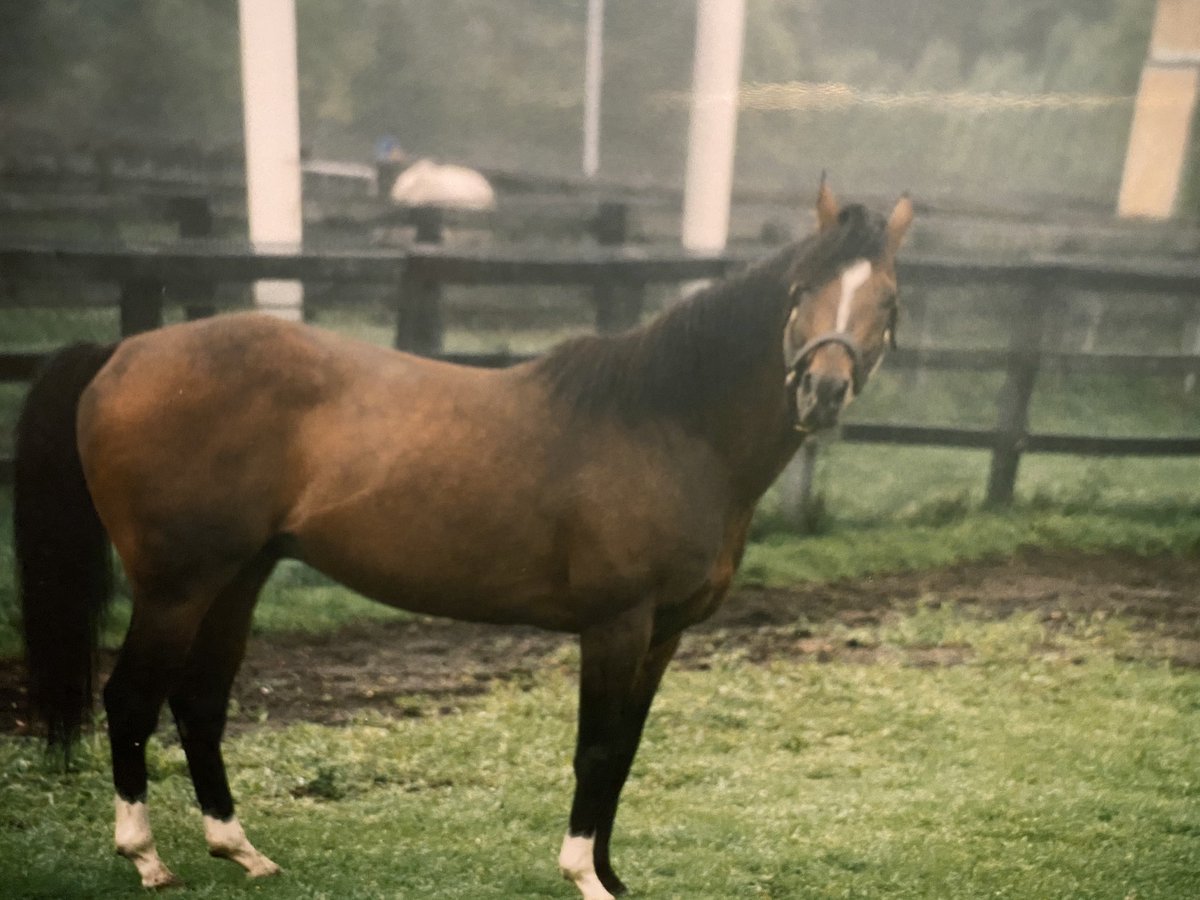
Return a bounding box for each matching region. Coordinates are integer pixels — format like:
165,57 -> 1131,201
204,813 -> 281,878
559,833 -> 614,900
114,796 -> 178,888
835,259 -> 872,333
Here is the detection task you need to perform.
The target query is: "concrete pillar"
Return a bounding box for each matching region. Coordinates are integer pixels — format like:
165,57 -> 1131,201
1117,0 -> 1200,218
583,0 -> 604,178
681,0 -> 746,252
238,0 -> 305,319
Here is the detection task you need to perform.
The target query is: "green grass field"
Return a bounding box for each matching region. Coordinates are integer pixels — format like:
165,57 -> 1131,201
1,609 -> 1198,898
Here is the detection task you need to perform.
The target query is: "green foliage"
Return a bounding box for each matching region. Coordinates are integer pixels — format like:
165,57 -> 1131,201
2,0 -> 242,142
1,611 -> 1198,898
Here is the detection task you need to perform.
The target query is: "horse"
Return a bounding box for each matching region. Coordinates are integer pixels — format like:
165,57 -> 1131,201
13,180 -> 911,899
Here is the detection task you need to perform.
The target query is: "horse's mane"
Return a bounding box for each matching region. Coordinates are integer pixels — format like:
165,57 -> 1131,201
533,204 -> 888,429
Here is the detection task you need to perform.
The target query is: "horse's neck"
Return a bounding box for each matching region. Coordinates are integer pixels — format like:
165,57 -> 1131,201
658,281 -> 802,502
537,250 -> 805,500
699,362 -> 803,504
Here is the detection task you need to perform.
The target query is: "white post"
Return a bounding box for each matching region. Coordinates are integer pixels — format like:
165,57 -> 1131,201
582,0 -> 605,178
681,0 -> 746,253
1117,0 -> 1200,218
238,0 -> 304,320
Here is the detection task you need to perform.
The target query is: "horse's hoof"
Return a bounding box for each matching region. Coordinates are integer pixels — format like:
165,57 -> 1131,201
116,848 -> 181,890
140,865 -> 183,890
245,857 -> 282,879
205,816 -> 281,878
560,869 -> 615,900
209,847 -> 282,878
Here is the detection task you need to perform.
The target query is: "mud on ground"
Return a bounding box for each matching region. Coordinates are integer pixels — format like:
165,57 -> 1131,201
2,549 -> 1197,735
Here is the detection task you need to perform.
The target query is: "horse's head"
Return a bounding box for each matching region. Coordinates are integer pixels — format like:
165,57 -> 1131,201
782,180 -> 913,432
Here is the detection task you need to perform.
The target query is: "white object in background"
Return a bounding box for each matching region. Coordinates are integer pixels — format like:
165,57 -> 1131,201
389,160 -> 497,211
583,0 -> 605,178
238,0 -> 305,320
681,0 -> 746,253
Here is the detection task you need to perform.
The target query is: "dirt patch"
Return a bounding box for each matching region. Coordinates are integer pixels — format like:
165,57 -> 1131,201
2,549 -> 1197,735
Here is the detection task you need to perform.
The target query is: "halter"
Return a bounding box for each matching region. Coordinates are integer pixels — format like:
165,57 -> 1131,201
785,331 -> 864,393
784,331 -> 864,431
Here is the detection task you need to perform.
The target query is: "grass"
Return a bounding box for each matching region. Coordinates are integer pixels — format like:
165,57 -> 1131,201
741,505 -> 1200,588
1,609 -> 1198,898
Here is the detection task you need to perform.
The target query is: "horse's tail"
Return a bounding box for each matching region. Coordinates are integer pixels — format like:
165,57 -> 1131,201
14,342 -> 118,757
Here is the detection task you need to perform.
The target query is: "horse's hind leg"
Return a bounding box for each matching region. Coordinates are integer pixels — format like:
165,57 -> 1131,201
105,593 -> 217,888
168,551 -> 280,878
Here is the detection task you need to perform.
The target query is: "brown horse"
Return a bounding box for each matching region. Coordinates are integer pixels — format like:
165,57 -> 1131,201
14,182 -> 911,899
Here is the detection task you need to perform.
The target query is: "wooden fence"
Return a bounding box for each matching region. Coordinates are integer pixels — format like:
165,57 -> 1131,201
2,230 -> 1199,507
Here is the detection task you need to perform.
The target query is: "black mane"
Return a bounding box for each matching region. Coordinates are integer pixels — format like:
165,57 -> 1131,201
534,204 -> 888,428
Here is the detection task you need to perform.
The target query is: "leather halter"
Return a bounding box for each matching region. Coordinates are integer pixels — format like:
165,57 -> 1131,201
784,331 -> 865,395
784,331 -> 864,432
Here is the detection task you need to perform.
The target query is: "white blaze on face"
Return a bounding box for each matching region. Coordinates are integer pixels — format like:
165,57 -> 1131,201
114,796 -> 178,888
836,259 -> 873,333
204,814 -> 282,878
559,833 -> 615,900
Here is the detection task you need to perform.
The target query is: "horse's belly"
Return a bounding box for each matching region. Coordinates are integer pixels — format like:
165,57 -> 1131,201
288,504 -> 584,629
288,501 -> 703,634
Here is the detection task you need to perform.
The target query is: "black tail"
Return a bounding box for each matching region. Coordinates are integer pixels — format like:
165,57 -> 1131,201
14,342 -> 118,756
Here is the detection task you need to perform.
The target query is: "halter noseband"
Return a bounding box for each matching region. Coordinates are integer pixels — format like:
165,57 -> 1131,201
784,331 -> 865,432
784,331 -> 865,396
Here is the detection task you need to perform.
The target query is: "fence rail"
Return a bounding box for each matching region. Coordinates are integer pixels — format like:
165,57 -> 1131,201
2,230 -> 1199,504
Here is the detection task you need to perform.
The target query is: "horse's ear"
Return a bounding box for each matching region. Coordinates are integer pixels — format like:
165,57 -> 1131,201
884,193 -> 914,262
816,174 -> 839,232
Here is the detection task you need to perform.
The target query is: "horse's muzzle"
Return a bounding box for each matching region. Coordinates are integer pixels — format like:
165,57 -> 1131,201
791,370 -> 849,432
785,331 -> 862,432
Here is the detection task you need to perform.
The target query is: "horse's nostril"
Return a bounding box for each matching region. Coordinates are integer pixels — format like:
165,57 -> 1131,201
800,371 -> 814,393
816,377 -> 848,407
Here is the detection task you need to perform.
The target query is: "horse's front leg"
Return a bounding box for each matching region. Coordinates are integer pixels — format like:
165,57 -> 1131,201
560,609 -> 680,899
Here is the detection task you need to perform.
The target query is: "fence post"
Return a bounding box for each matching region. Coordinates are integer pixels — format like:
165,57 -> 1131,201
168,195 -> 217,320
985,288 -> 1048,506
1181,299 -> 1200,394
902,292 -> 931,389
395,206 -> 444,355
593,201 -> 644,333
778,437 -> 822,531
119,279 -> 164,336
